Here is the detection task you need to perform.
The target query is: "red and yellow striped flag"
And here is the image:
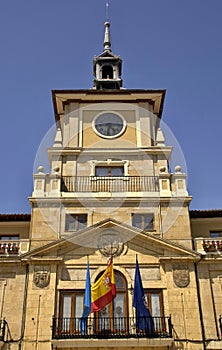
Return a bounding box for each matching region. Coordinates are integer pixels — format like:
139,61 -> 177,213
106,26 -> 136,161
91,257 -> 116,312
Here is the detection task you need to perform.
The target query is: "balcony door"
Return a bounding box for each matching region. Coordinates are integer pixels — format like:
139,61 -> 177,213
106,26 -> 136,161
145,290 -> 164,333
96,270 -> 128,333
59,291 -> 84,334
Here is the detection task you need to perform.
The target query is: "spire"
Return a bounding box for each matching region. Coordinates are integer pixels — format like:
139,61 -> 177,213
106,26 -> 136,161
104,21 -> 111,51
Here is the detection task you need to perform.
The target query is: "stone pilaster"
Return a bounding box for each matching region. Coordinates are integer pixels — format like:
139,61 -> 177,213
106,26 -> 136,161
32,166 -> 46,197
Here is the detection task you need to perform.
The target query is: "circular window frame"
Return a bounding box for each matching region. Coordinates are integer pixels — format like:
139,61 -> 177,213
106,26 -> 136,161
92,111 -> 126,139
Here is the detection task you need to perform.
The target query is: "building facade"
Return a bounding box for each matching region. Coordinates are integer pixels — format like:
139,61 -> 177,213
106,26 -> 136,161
0,19 -> 222,350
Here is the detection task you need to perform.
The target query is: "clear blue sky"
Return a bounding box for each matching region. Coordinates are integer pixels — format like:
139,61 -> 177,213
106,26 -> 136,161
0,0 -> 222,213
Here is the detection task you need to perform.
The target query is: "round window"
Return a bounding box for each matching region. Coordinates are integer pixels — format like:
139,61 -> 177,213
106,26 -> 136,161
93,112 -> 126,138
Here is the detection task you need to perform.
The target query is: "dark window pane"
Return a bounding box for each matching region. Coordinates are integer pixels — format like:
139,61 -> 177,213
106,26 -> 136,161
132,214 -> 154,230
132,215 -> 143,229
95,166 -> 124,177
111,167 -> 124,176
115,273 -> 125,289
210,231 -> 222,238
0,235 -> 19,240
144,215 -> 154,230
95,167 -> 109,176
65,214 -> 87,231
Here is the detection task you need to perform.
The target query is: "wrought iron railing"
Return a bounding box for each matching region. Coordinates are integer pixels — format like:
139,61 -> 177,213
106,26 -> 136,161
52,316 -> 172,339
61,176 -> 159,193
0,319 -> 6,342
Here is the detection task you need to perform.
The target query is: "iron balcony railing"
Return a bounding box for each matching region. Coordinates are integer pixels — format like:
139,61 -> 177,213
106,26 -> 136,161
62,176 -> 159,193
0,319 -> 6,342
52,316 -> 172,339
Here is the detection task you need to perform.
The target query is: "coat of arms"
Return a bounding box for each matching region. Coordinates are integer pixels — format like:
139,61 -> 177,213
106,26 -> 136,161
103,272 -> 111,289
173,264 -> 190,288
33,266 -> 50,288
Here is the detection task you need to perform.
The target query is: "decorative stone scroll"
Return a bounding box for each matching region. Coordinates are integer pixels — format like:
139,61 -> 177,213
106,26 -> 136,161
33,266 -> 50,288
173,264 -> 190,288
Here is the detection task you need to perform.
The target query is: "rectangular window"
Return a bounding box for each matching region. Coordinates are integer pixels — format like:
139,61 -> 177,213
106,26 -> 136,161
65,214 -> 87,232
132,214 -> 154,231
0,235 -> 19,241
145,290 -> 164,332
59,291 -> 84,333
210,231 -> 222,238
95,166 -> 124,177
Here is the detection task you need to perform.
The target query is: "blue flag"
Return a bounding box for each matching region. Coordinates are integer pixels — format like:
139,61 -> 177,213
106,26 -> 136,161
133,258 -> 154,333
80,260 -> 91,334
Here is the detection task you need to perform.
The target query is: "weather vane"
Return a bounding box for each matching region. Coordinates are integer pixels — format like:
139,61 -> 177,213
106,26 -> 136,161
106,0 -> 109,21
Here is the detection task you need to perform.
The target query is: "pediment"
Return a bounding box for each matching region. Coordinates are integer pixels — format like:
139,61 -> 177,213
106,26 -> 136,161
21,219 -> 200,262
97,50 -> 120,59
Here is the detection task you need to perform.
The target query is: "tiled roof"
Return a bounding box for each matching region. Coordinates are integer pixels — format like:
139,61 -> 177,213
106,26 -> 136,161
0,214 -> 31,222
190,210 -> 222,218
0,211 -> 221,221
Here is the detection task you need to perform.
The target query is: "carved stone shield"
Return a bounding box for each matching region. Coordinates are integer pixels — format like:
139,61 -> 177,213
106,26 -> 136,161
173,264 -> 190,288
33,266 -> 50,288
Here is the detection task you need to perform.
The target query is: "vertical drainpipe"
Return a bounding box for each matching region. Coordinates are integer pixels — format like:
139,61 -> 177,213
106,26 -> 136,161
194,260 -> 206,350
35,294 -> 42,350
19,263 -> 29,350
209,275 -> 220,339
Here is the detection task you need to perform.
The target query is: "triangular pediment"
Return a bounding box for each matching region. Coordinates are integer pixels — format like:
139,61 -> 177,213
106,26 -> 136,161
96,50 -> 120,59
21,219 -> 200,262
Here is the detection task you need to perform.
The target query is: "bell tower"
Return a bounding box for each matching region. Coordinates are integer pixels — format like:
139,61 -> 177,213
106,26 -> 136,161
93,20 -> 123,90
30,3 -> 191,252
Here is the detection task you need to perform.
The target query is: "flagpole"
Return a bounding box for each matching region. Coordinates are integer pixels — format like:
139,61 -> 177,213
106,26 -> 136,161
80,258 -> 91,334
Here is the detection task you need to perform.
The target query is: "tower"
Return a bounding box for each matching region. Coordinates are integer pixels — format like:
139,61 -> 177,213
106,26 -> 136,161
25,15 -> 201,350
4,9 -> 222,350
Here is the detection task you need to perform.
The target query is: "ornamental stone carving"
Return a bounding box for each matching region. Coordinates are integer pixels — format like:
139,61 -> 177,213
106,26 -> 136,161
33,266 -> 50,288
173,264 -> 190,288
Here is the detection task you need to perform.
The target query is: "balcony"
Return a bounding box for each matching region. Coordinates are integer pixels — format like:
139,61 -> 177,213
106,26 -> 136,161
61,176 -> 159,193
202,239 -> 222,253
0,240 -> 29,256
52,316 -> 172,340
193,238 -> 222,254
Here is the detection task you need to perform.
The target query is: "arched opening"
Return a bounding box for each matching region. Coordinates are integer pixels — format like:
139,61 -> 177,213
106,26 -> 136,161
102,65 -> 113,79
94,270 -> 128,333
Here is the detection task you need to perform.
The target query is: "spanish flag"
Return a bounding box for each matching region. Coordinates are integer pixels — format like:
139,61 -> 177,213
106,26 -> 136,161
91,257 -> 116,312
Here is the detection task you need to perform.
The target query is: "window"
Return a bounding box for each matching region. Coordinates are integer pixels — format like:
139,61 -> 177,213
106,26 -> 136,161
145,290 -> 163,317
145,290 -> 164,332
95,166 -> 124,177
0,235 -> 19,240
90,159 -> 129,177
132,214 -> 154,231
102,65 -> 113,79
59,291 -> 84,333
58,272 -> 128,334
210,231 -> 222,238
65,214 -> 87,232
